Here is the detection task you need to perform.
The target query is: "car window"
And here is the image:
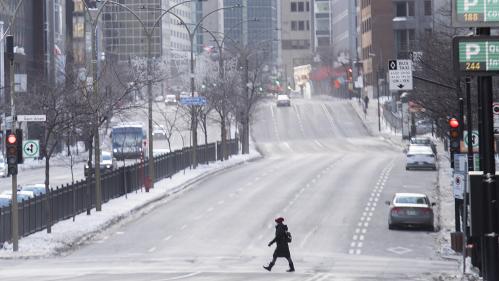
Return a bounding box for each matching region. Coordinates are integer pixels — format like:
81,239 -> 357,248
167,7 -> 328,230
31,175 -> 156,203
396,196 -> 427,205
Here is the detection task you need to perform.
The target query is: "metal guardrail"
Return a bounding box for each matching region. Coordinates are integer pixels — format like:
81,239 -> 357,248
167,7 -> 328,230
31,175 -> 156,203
0,139 -> 240,245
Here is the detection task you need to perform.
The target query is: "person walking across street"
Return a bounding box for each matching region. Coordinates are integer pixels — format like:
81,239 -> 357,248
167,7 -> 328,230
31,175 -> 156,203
263,217 -> 295,272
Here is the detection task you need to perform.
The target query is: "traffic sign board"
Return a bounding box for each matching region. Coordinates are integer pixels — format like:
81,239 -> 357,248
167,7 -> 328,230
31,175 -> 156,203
22,140 -> 39,158
17,115 -> 46,122
494,102 -> 499,134
452,0 -> 499,27
453,36 -> 499,75
388,60 -> 413,91
179,96 -> 207,106
463,130 -> 479,148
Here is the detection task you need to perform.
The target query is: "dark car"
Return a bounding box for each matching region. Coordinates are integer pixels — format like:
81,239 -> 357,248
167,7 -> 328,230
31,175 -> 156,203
386,192 -> 436,231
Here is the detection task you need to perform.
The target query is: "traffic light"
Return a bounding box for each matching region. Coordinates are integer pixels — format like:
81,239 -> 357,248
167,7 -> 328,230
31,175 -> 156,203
449,118 -> 460,168
6,129 -> 23,164
347,68 -> 353,81
6,132 -> 18,176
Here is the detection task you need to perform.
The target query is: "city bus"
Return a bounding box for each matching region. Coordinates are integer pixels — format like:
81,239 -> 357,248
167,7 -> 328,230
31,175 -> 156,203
111,123 -> 146,160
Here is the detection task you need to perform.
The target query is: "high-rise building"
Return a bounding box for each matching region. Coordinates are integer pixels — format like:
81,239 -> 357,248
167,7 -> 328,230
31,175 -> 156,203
358,0 -> 394,98
313,0 -> 332,53
358,0 -> 434,98
195,0 -> 224,54
280,0 -> 314,87
331,0 -> 357,64
100,0 -> 193,62
223,0 -> 279,66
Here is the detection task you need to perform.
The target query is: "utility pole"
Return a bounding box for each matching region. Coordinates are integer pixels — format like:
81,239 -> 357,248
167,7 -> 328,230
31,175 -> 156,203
476,27 -> 498,281
6,35 -> 18,251
146,34 -> 154,188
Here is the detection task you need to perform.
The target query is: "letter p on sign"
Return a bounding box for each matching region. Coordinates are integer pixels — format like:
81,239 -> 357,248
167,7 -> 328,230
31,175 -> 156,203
466,43 -> 480,60
464,0 -> 479,11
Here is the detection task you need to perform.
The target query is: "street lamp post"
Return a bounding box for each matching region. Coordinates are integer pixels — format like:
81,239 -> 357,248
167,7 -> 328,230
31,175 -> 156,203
161,4 -> 241,167
84,1 -> 194,197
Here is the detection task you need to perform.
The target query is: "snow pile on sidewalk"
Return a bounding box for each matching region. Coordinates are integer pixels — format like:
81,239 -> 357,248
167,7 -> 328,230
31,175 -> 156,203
0,148 -> 261,259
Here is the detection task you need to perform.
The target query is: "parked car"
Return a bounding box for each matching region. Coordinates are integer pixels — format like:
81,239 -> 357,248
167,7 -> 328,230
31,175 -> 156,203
406,145 -> 436,170
410,137 -> 437,155
84,151 -> 116,177
276,94 -> 291,107
415,120 -> 433,135
386,192 -> 436,231
20,184 -> 47,196
1,190 -> 33,201
0,195 -> 11,207
165,94 -> 177,105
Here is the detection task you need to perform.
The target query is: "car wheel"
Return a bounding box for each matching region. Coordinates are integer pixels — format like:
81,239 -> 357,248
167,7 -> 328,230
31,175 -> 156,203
388,223 -> 395,230
427,225 -> 435,232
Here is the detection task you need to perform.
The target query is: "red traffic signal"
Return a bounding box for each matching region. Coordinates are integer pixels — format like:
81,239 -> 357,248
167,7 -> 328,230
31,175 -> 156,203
7,134 -> 16,144
449,118 -> 459,129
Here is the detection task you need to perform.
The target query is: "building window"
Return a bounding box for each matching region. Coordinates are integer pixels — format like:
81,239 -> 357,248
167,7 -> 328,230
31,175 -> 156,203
424,0 -> 432,16
395,29 -> 416,58
298,2 -> 304,12
395,1 -> 415,17
291,2 -> 297,12
306,1 -> 310,11
306,21 -> 310,30
291,21 -> 297,31
298,21 -> 305,30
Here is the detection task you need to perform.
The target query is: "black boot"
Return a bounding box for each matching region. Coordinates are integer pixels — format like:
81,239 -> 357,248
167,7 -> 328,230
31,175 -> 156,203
287,262 -> 295,272
263,262 -> 274,271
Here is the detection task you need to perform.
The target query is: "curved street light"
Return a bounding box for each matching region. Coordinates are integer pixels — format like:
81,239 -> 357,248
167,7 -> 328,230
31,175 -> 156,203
81,0 -> 195,211
144,4 -> 242,168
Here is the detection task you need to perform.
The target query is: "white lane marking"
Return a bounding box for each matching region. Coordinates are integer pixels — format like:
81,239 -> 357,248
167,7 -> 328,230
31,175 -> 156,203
115,232 -> 124,235
356,249 -> 362,255
257,234 -> 263,240
218,200 -> 225,205
154,272 -> 201,281
163,235 -> 173,241
357,242 -> 363,248
300,225 -> 319,248
362,229 -> 367,234
270,104 -> 281,141
229,193 -> 235,198
350,242 -> 356,247
181,224 -> 188,230
194,215 -> 204,220
255,177 -> 260,181
293,104 -> 306,137
102,236 -> 109,241
359,235 -> 365,241
207,207 -> 214,213
352,235 -> 358,240
315,140 -> 325,149
148,247 -> 157,253
246,182 -> 253,186
348,249 -> 355,254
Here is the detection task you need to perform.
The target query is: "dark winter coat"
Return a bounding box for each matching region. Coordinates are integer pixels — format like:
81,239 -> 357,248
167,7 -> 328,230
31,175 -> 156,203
269,223 -> 291,258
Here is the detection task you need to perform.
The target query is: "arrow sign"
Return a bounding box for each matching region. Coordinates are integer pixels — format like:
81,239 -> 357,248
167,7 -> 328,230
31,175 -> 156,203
22,140 -> 40,158
389,60 -> 413,91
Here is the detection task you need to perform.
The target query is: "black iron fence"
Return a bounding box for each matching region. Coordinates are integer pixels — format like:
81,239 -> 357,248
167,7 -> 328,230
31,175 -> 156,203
0,139 -> 239,245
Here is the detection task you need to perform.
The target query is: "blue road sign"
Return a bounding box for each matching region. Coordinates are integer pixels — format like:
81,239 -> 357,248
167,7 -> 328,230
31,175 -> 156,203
179,96 -> 207,106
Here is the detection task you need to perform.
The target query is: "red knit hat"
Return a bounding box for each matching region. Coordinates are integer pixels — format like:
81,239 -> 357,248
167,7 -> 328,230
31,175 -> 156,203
275,217 -> 284,223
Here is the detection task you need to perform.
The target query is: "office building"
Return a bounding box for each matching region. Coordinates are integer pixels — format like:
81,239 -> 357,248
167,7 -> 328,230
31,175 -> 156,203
280,0 -> 314,87
223,0 -> 279,66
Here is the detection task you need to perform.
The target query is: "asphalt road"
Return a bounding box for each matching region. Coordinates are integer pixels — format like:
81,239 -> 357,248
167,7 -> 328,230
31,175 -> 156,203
0,97 -> 457,280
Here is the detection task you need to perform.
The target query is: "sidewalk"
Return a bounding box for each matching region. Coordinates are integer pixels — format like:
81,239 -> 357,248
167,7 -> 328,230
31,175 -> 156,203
349,97 -> 405,150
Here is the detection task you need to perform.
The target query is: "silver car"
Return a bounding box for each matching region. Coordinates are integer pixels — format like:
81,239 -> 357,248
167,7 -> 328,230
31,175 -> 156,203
386,192 -> 435,231
405,145 -> 436,170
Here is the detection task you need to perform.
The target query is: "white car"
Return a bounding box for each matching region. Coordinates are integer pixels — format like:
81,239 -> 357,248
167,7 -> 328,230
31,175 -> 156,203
276,94 -> 291,107
152,125 -> 167,139
406,145 -> 436,170
20,184 -> 47,196
165,94 -> 177,105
